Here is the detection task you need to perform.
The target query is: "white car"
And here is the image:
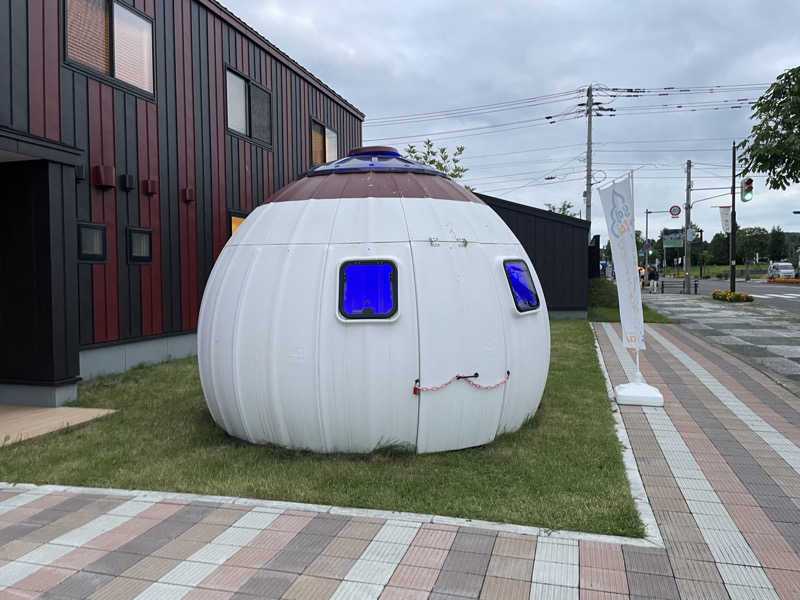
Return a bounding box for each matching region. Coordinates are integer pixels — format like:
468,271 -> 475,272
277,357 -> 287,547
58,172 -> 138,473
768,262 -> 796,279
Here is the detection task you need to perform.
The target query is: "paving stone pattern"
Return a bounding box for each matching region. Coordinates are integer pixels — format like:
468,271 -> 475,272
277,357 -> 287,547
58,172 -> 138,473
3,322 -> 800,597
644,294 -> 800,385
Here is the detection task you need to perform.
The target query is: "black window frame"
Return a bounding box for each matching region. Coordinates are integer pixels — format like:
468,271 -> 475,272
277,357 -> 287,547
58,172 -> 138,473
62,0 -> 156,100
310,119 -> 338,166
77,222 -> 107,263
127,226 -> 152,264
338,259 -> 398,320
229,209 -> 247,236
224,67 -> 273,148
502,259 -> 541,313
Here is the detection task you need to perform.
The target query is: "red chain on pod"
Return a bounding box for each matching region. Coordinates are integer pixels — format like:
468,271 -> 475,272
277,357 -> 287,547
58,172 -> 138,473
413,371 -> 510,395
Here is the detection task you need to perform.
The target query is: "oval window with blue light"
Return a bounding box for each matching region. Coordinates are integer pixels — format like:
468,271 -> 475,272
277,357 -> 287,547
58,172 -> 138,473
503,260 -> 540,312
339,260 -> 398,319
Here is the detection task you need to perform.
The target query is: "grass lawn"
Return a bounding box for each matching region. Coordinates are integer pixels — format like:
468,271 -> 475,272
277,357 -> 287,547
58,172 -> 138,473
0,320 -> 643,538
588,277 -> 670,324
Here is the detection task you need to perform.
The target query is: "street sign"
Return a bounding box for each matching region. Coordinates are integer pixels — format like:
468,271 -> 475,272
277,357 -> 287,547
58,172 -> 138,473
643,242 -> 652,251
639,249 -> 644,256
686,228 -> 697,242
669,205 -> 681,218
662,228 -> 683,248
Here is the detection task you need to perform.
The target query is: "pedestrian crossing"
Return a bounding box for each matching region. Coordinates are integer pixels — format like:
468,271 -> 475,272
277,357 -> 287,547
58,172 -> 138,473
750,292 -> 800,300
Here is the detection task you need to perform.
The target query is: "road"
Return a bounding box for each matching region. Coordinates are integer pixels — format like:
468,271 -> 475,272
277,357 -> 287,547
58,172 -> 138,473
692,278 -> 800,312
649,277 -> 800,312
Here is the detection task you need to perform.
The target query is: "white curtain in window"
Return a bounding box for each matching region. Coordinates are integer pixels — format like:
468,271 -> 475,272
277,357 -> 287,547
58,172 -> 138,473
227,71 -> 248,134
325,128 -> 338,161
113,4 -> 153,93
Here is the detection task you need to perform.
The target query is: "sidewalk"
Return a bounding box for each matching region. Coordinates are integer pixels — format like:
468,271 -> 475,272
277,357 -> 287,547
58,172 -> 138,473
644,294 -> 800,388
2,323 -> 800,598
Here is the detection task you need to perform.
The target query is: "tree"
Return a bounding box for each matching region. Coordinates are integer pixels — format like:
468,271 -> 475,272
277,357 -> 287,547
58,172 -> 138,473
769,226 -> 787,261
738,66 -> 800,190
404,139 -> 468,181
544,200 -> 579,217
709,232 -> 729,265
737,226 -> 770,262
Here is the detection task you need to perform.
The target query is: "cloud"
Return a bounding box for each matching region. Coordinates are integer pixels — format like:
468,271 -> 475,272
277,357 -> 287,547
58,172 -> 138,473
222,0 -> 800,242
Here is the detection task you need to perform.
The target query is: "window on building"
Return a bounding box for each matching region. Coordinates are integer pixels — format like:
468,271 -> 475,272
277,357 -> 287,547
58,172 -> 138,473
65,0 -> 153,94
226,70 -> 272,145
503,260 -> 540,312
230,213 -> 245,235
326,128 -> 338,162
113,3 -> 153,93
250,85 -> 272,144
66,0 -> 111,75
339,260 -> 397,319
78,223 -> 107,262
226,71 -> 248,135
128,228 -> 152,263
311,122 -> 338,166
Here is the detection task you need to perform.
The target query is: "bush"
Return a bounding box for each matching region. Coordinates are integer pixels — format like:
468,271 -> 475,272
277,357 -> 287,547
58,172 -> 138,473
588,277 -> 619,308
712,289 -> 754,302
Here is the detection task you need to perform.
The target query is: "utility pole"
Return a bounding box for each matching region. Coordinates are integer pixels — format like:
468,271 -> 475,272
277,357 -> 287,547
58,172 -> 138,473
730,141 -> 737,292
645,209 -> 650,268
684,160 -> 692,293
584,85 -> 593,229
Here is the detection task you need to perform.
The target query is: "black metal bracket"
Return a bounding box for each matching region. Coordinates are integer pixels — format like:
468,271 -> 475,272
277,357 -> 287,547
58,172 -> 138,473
456,373 -> 479,380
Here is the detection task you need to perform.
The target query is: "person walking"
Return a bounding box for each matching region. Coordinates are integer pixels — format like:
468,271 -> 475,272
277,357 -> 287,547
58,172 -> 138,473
647,265 -> 659,294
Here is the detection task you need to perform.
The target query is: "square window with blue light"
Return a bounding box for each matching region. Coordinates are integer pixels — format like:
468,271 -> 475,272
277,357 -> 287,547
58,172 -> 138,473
339,260 -> 397,319
503,260 -> 539,312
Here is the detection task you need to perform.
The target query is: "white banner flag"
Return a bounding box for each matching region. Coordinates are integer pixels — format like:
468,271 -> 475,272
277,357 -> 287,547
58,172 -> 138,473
719,206 -> 731,234
599,175 -> 645,350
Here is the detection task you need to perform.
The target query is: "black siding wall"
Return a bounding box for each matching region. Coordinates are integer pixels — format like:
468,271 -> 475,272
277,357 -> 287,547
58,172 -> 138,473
0,161 -> 79,384
477,193 -> 590,312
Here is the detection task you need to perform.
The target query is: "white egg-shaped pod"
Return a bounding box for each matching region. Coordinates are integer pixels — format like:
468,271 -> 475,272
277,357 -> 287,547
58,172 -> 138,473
197,148 -> 550,453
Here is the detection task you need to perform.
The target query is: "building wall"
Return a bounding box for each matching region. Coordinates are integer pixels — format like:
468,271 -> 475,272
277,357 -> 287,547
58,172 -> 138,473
0,0 -> 362,365
477,194 -> 590,312
0,161 -> 79,385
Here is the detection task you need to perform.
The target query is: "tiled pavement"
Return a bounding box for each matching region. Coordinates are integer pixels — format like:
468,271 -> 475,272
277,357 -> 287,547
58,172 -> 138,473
3,322 -> 800,598
644,294 -> 800,387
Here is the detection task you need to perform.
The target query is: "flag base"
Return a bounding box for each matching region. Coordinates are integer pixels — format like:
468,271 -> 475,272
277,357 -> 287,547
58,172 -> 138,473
614,381 -> 664,406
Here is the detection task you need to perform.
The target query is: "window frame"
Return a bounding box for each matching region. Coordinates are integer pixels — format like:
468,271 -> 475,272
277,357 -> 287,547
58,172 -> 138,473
77,222 -> 107,263
224,66 -> 273,149
310,119 -> 338,166
63,0 -> 156,100
502,259 -> 541,313
229,210 -> 247,237
127,226 -> 152,264
338,259 -> 399,321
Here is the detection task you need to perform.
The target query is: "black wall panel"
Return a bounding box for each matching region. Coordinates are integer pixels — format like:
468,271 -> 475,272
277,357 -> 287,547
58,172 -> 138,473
477,193 -> 590,312
0,161 -> 79,384
156,0 -> 181,332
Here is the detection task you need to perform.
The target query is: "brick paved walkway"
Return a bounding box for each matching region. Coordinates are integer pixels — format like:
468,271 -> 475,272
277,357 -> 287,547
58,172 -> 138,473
2,322 -> 800,599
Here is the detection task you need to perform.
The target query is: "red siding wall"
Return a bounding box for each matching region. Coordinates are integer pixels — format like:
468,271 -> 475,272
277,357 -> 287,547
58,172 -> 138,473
137,99 -> 163,336
175,0 -> 199,330
209,15 -> 227,258
28,0 -> 60,141
88,81 -> 119,343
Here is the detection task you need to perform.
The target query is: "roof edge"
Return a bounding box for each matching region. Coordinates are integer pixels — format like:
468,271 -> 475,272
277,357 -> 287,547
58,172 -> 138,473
200,0 -> 365,120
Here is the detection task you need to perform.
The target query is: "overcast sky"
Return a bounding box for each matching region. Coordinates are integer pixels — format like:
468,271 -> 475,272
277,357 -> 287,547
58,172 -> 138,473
226,0 -> 800,246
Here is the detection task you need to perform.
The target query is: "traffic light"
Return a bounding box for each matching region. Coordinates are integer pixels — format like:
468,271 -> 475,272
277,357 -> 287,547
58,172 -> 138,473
741,176 -> 754,202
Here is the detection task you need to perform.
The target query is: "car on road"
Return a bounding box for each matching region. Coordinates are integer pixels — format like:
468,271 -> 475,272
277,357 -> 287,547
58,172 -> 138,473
767,262 -> 797,279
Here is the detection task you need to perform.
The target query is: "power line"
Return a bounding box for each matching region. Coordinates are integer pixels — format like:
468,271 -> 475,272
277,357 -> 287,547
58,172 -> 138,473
364,113 -> 584,144
365,94 -> 582,127
364,89 -> 582,123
